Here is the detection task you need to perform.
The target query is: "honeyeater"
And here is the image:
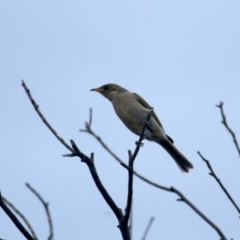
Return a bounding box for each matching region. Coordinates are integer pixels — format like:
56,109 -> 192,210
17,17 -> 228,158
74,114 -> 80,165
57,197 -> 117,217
91,84 -> 193,172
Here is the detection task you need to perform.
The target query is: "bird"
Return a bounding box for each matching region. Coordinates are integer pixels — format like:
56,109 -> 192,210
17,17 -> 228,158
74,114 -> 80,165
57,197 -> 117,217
91,84 -> 193,172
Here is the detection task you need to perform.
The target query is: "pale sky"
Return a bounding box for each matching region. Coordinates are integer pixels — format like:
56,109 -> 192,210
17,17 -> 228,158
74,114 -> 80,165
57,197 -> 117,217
1,1 -> 240,240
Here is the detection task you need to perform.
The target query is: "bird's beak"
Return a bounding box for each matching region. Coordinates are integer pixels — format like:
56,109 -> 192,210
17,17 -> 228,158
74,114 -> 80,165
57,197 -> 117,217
90,87 -> 104,92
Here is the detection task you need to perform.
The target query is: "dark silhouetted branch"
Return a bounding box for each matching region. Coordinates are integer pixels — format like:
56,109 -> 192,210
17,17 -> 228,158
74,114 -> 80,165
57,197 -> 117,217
80,108 -> 123,163
129,199 -> 133,239
122,110 -> 153,230
22,82 -> 228,240
216,101 -> 240,158
65,110 -> 152,240
2,197 -> 38,240
65,140 -> 130,240
22,81 -> 132,239
67,113 -> 152,239
0,192 -> 35,240
198,151 -> 240,217
173,187 -> 227,240
25,183 -> 53,240
22,80 -> 73,153
141,217 -> 155,240
81,109 -> 228,240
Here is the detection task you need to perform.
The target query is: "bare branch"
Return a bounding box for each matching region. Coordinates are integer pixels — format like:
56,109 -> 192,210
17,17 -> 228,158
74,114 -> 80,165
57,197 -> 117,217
88,108 -> 93,126
121,163 -> 228,239
22,82 -> 228,240
79,109 -> 182,192
22,80 -> 73,153
22,81 -> 131,239
81,109 -> 228,240
216,101 -> 240,158
141,217 -> 155,240
25,183 -> 53,240
129,199 -> 133,239
66,140 -> 130,240
2,197 -> 38,239
123,150 -> 133,230
173,187 -> 227,240
80,109 -> 123,164
0,192 -> 35,240
122,110 -> 153,229
198,151 -> 240,217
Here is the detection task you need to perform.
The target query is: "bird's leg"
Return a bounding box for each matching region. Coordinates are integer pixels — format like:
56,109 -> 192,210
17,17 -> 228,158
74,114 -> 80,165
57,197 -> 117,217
135,109 -> 154,147
146,125 -> 154,133
142,109 -> 154,133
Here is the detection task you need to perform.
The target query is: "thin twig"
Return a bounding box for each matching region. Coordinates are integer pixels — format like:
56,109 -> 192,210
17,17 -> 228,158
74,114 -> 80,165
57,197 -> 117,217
198,151 -> 240,217
89,108 -> 93,126
0,192 -> 35,240
26,183 -> 54,240
22,80 -> 73,153
173,187 -> 227,240
80,109 -> 122,164
141,217 -> 155,240
216,101 -> 240,158
123,150 -> 133,228
2,197 -> 38,239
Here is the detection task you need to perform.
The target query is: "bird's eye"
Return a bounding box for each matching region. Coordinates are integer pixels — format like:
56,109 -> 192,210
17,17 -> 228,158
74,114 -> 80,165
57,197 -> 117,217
104,85 -> 109,90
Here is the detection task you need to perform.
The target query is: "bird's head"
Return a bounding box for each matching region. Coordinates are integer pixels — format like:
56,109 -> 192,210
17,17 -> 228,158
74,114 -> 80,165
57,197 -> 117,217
90,84 -> 127,101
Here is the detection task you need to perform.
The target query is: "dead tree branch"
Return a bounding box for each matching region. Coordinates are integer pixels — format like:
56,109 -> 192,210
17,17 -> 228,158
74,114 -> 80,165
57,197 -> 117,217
122,110 -> 153,230
64,140 -> 130,240
80,109 -> 228,240
141,217 -> 155,240
64,112 -> 153,239
22,81 -> 135,239
216,101 -> 240,158
21,81 -> 228,240
2,196 -> 37,239
22,80 -> 73,153
0,191 -> 35,240
198,151 -> 240,217
26,183 -> 53,240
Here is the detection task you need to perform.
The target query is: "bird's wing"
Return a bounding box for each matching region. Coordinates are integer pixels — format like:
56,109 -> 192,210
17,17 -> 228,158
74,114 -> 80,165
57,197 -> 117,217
133,92 -> 174,143
133,93 -> 163,128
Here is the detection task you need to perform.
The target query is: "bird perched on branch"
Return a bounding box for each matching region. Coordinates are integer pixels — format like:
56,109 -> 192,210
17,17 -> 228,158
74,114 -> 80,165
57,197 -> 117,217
91,84 -> 193,172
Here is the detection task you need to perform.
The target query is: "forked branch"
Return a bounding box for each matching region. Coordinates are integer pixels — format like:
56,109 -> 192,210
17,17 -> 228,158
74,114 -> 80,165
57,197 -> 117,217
198,151 -> 240,217
80,108 -> 228,240
216,101 -> 240,158
21,81 -> 228,240
26,183 -> 54,240
0,191 -> 35,240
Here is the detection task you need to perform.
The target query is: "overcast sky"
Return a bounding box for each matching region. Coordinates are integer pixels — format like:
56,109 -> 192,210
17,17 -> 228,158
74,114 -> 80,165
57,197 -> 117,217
1,1 -> 240,240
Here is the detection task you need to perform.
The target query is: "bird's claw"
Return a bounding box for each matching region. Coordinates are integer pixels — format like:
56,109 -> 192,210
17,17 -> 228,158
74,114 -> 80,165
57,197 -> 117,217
135,141 -> 144,147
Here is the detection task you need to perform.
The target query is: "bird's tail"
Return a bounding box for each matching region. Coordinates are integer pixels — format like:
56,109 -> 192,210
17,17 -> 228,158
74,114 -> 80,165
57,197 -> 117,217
160,141 -> 193,172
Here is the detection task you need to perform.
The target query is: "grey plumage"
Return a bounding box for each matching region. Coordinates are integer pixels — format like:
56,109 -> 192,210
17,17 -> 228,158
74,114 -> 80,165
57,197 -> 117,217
91,83 -> 193,172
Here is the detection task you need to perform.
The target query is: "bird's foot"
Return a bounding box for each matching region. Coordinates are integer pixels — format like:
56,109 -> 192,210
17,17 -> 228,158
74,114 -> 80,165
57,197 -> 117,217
135,141 -> 144,147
